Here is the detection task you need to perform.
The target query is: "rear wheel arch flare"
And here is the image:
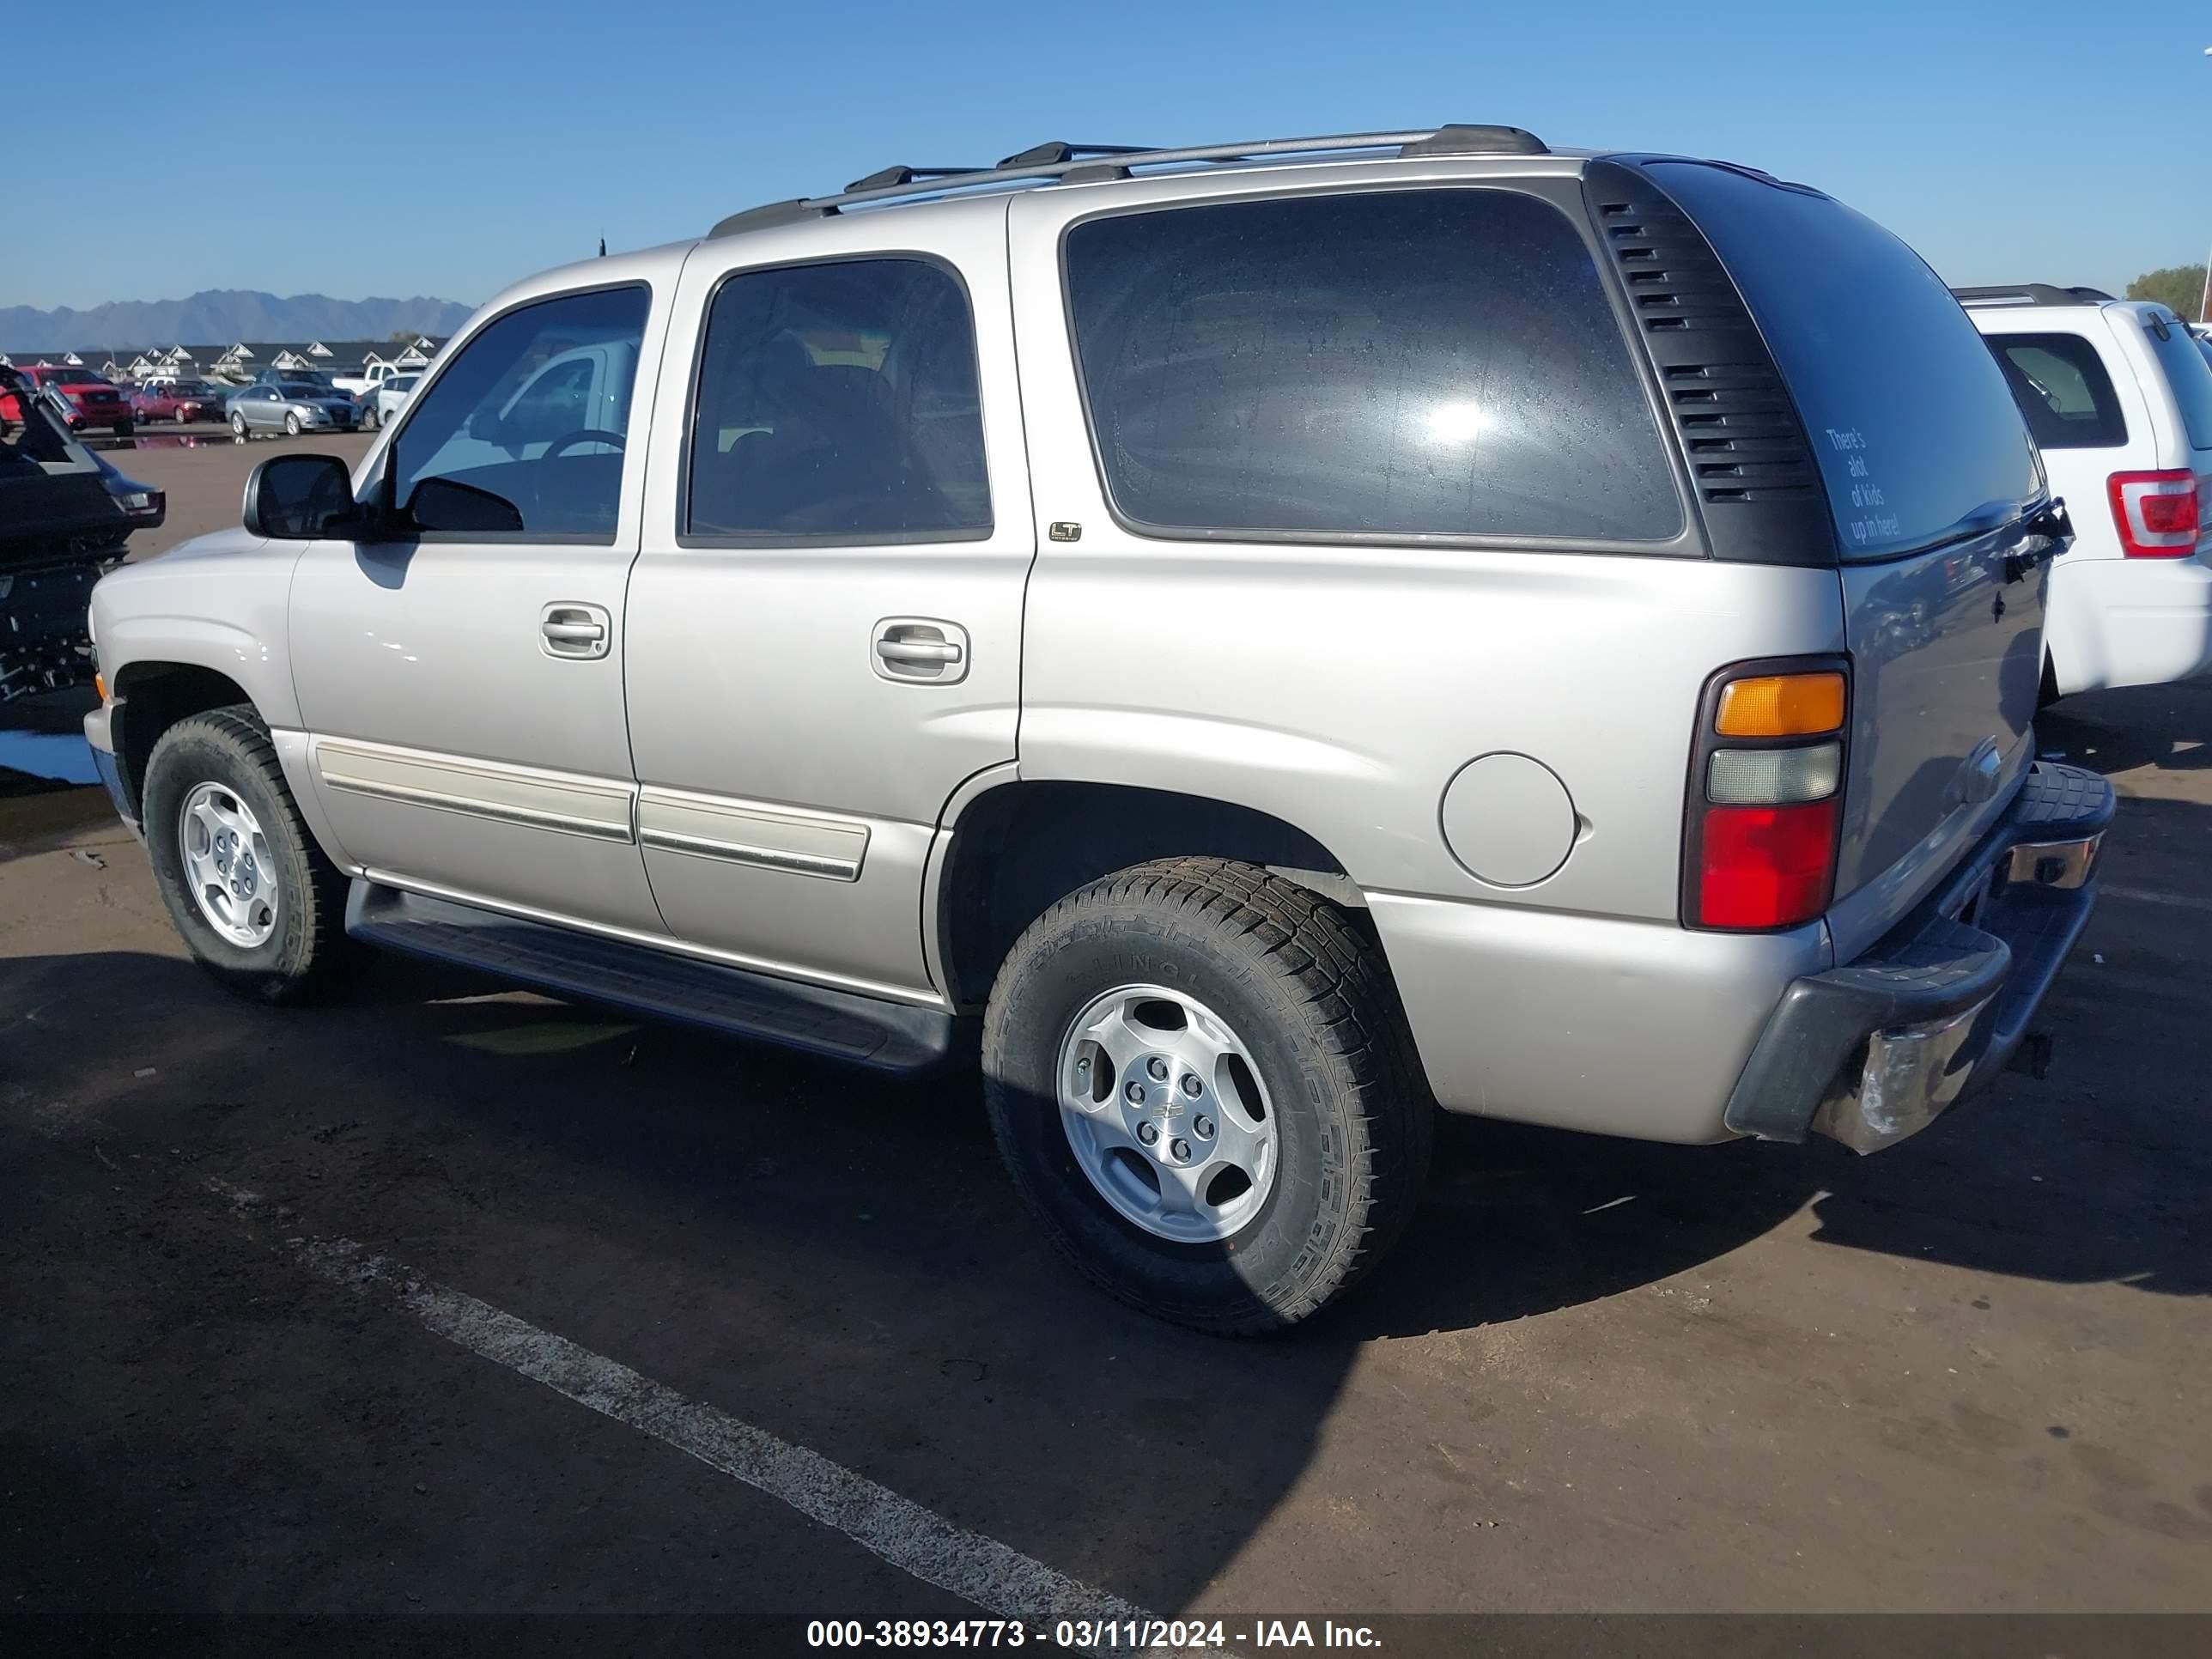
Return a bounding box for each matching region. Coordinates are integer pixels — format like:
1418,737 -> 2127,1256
935,780 -> 1363,1009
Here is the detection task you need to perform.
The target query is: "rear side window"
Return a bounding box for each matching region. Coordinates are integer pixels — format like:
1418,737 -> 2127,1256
1063,190 -> 1683,543
1646,161 -> 2041,561
1986,333 -> 2127,449
684,258 -> 991,543
2143,316 -> 2212,450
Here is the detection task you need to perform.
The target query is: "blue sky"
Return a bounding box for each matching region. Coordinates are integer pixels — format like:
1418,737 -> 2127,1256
14,1 -> 2206,313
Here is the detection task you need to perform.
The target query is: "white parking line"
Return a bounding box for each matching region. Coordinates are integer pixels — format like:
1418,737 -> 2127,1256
204,1181 -> 1166,1649
2100,884 -> 2212,915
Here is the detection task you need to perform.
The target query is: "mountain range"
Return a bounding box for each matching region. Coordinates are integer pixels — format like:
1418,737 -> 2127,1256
0,289 -> 477,352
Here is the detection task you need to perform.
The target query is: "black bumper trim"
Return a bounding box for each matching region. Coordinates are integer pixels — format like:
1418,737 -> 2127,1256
1724,762 -> 2115,1146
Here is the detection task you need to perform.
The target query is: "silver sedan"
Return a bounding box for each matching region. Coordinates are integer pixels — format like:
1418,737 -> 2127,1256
227,382 -> 362,439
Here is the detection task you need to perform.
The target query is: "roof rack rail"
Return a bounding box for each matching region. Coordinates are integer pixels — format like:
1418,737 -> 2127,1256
1399,124 -> 1547,158
1951,283 -> 2113,308
708,125 -> 1553,239
997,142 -> 1149,167
846,165 -> 991,193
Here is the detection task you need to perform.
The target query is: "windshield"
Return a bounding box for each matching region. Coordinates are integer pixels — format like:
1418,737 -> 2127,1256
49,369 -> 102,386
175,381 -> 218,396
390,374 -> 418,392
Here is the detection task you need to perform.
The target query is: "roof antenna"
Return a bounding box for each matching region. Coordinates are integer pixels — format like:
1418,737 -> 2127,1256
598,235 -> 607,258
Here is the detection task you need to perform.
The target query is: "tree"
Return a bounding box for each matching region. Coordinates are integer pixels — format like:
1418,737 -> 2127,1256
2126,264 -> 2207,319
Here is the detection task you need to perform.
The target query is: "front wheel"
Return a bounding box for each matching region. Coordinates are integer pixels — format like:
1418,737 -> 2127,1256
142,706 -> 360,1003
283,411 -> 302,436
362,404 -> 380,430
175,405 -> 191,424
231,411 -> 248,438
983,858 -> 1431,1335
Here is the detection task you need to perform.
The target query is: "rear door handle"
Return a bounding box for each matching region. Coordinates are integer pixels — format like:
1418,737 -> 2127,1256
540,602 -> 611,659
872,617 -> 969,684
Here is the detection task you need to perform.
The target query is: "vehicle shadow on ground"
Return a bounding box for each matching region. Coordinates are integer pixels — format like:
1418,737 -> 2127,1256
2039,684 -> 2210,775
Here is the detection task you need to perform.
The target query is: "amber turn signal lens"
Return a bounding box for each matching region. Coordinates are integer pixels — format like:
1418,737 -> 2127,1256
94,672 -> 107,702
1716,672 -> 1845,738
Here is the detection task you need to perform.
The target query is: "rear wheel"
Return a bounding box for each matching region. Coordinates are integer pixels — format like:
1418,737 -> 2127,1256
983,857 -> 1431,1335
143,706 -> 360,1003
283,411 -> 302,437
362,404 -> 380,430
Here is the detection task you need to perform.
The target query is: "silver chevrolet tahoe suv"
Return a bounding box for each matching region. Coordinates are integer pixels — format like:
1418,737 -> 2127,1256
85,126 -> 2113,1334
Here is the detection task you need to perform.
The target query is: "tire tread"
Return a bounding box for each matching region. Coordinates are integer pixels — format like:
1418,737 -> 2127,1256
984,856 -> 1432,1336
147,703 -> 356,1002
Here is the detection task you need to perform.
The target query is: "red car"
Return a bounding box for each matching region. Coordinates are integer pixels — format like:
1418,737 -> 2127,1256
20,364 -> 135,434
131,378 -> 227,424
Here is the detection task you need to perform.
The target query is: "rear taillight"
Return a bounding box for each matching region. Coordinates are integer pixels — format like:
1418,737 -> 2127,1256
1684,662 -> 1848,931
2107,469 -> 2200,557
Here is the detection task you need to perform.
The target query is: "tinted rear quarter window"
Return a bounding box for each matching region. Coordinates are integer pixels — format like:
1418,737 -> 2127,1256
1986,332 -> 2127,449
1063,189 -> 1683,544
2143,315 -> 2212,450
1646,161 -> 2042,561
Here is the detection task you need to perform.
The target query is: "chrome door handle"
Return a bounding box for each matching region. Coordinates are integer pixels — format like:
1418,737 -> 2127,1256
872,618 -> 970,684
875,637 -> 962,665
540,602 -> 611,659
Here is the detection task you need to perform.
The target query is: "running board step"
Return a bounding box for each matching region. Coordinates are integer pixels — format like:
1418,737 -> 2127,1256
344,881 -> 952,1073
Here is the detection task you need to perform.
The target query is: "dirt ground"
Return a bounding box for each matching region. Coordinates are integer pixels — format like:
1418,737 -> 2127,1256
1,456 -> 2208,1637
107,428 -> 374,561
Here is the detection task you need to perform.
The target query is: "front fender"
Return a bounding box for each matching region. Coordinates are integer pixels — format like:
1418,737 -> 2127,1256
91,532 -> 303,727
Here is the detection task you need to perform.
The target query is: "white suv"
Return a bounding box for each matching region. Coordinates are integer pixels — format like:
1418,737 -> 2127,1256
1959,284 -> 2212,700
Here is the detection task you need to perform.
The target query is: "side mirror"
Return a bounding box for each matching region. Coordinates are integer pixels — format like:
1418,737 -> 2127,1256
243,452 -> 357,539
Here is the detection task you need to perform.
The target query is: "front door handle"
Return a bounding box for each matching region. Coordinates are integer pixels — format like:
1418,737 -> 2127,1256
540,602 -> 611,660
872,617 -> 969,684
876,637 -> 962,665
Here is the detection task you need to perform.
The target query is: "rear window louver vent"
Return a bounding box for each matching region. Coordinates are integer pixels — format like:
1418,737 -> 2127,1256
1584,161 -> 1835,566
1597,198 -> 1818,507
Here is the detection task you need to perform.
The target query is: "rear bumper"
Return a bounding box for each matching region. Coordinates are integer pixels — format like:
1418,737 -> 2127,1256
1723,763 -> 2114,1152
2046,555 -> 2212,696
